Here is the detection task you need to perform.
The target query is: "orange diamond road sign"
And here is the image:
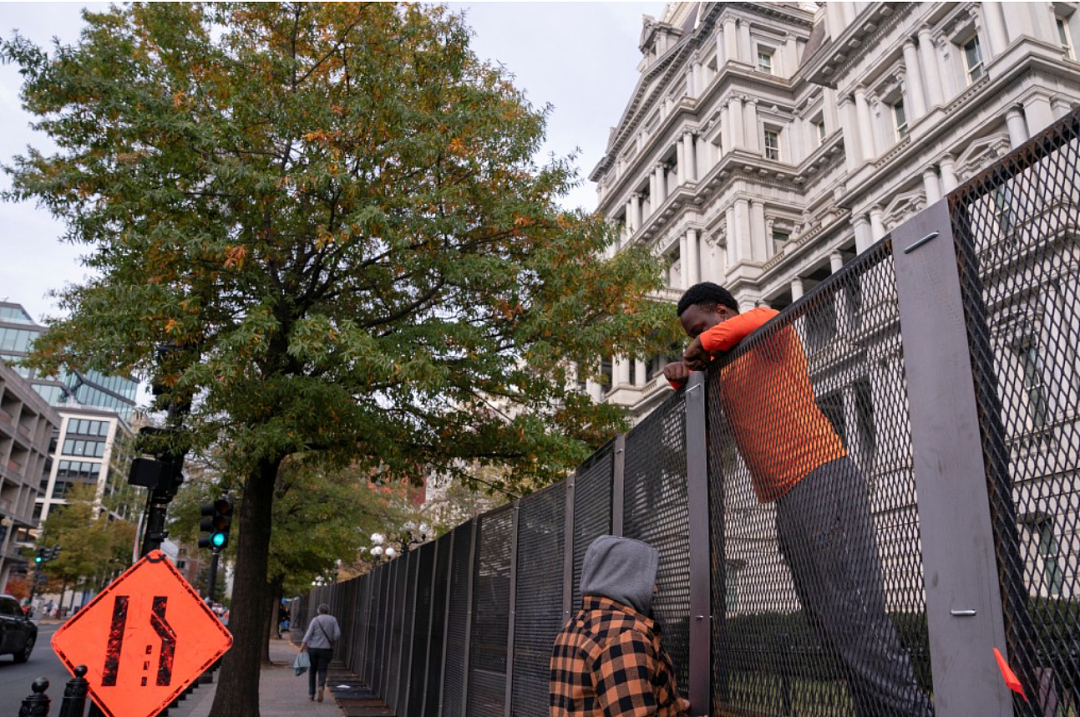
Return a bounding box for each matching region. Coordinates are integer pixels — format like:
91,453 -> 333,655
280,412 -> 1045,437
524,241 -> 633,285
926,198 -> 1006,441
52,550 -> 232,717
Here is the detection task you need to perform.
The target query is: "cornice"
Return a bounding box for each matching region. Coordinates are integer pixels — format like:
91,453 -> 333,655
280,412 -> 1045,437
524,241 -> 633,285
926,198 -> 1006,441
802,2 -> 913,88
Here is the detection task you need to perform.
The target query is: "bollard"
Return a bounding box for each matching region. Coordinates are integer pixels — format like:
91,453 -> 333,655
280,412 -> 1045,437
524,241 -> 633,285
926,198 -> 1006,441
18,677 -> 50,717
58,666 -> 89,717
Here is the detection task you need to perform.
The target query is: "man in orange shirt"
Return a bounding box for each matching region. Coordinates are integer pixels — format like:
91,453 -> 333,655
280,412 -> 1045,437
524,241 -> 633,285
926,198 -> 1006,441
664,282 -> 933,717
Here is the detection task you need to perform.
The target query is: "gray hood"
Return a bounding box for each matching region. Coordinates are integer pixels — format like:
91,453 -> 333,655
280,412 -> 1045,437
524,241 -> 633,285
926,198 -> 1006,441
579,535 -> 659,615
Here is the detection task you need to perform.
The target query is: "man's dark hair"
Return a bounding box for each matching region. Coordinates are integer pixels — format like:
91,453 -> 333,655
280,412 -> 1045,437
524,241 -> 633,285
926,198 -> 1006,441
677,282 -> 738,316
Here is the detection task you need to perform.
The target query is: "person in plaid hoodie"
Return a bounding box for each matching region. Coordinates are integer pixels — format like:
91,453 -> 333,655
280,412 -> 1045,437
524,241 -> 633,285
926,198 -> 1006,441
550,536 -> 690,717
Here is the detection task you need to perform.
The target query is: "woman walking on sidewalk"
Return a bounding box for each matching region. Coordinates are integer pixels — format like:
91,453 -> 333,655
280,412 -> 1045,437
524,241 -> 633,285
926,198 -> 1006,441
300,603 -> 340,702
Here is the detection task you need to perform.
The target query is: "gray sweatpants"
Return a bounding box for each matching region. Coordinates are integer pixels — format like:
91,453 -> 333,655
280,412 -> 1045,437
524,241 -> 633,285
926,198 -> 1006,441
776,456 -> 934,717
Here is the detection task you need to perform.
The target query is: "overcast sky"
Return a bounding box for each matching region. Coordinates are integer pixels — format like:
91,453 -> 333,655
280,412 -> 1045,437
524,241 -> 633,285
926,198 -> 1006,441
0,2 -> 664,325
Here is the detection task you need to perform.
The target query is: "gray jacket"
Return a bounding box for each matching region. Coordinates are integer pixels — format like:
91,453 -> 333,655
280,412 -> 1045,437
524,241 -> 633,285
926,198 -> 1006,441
303,614 -> 341,649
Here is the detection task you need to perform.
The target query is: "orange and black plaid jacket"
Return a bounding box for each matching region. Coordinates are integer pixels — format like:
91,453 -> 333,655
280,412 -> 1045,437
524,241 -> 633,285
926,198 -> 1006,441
549,596 -> 687,717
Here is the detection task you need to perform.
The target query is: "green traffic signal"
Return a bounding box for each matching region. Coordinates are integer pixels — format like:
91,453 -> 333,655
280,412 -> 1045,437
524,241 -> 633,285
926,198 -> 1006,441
34,555 -> 42,564
212,532 -> 226,548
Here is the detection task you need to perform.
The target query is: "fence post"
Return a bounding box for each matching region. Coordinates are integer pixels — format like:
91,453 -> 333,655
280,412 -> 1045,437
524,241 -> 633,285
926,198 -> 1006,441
611,434 -> 626,537
562,473 -> 576,620
437,530 -> 456,717
460,520 -> 478,717
418,540 -> 441,717
503,500 -> 521,717
892,200 -> 1011,716
685,372 -> 711,716
399,551 -> 419,716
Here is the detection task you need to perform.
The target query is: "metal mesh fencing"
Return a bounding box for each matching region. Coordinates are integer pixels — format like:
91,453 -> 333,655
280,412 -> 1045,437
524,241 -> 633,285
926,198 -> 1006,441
707,240 -> 934,717
407,540 -> 437,717
467,506 -> 514,716
381,558 -> 402,700
622,390 -> 691,691
441,522 -> 474,717
511,481 -> 567,717
366,565 -> 385,690
571,444 -> 614,610
395,550 -> 419,712
424,533 -> 453,717
951,109 -> 1080,716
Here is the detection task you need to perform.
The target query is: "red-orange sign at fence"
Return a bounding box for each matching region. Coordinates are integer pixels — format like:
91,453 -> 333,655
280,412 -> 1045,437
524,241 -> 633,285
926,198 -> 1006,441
52,550 -> 233,717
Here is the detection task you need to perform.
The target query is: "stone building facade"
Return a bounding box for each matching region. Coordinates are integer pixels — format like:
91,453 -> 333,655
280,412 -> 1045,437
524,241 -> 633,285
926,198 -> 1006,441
591,1 -> 1080,420
591,2 -> 1080,608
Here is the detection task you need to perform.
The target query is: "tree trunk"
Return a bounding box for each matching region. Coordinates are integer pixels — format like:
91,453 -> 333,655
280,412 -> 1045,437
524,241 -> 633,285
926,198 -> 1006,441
263,574 -> 284,665
208,457 -> 281,717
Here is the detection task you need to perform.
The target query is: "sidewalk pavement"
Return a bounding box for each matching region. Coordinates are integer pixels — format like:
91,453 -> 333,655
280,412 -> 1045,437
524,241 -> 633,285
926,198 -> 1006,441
171,636 -> 344,717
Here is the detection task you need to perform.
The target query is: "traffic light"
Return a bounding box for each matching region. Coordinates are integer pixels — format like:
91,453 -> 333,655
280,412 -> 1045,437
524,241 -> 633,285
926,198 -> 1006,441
49,546 -> 61,561
34,547 -> 46,564
198,497 -> 233,550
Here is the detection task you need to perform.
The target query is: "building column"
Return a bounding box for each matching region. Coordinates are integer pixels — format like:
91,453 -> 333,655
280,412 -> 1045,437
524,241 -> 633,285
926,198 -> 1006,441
750,200 -> 767,262
854,87 -> 876,159
615,357 -> 631,387
853,213 -> 873,253
917,28 -> 944,107
725,206 -> 738,266
939,154 -> 959,192
823,87 -> 839,133
679,232 -> 690,289
705,235 -> 725,282
625,199 -> 635,235
902,40 -> 927,119
983,2 -> 1010,59
744,99 -> 760,153
869,206 -> 886,240
723,17 -> 738,63
654,163 -> 667,205
922,168 -> 942,204
1024,95 -> 1056,136
634,359 -> 647,387
730,96 -> 745,150
632,192 -> 643,231
676,140 -> 686,185
649,173 -> 658,211
738,19 -> 752,63
831,252 -> 850,334
586,359 -> 603,401
720,103 -> 731,153
686,228 -> 700,285
839,93 -> 863,170
682,132 -> 697,182
1005,105 -> 1029,147
791,277 -> 805,300
734,198 -> 752,264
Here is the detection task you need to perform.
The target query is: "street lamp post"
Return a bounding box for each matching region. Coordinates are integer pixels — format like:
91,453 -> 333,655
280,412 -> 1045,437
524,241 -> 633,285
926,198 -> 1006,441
368,523 -> 430,562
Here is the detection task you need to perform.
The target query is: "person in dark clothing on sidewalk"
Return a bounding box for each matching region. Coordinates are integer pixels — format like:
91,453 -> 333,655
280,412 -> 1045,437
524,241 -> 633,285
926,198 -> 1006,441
663,282 -> 933,717
300,603 -> 340,702
550,535 -> 689,717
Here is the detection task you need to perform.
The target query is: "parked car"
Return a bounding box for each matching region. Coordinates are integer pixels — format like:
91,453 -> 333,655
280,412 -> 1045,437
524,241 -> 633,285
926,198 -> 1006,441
0,594 -> 37,663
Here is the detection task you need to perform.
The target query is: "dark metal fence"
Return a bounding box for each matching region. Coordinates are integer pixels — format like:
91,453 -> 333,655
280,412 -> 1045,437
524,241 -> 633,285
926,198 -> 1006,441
299,110 -> 1080,717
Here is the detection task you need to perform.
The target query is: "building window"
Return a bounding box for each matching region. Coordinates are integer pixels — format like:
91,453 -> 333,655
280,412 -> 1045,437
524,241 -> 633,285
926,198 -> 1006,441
1018,342 -> 1049,430
756,48 -> 773,74
724,560 -> 742,612
993,186 -> 1016,235
1057,17 -> 1075,59
963,36 -> 984,83
892,99 -> 909,140
764,129 -> 781,161
1036,519 -> 1064,596
771,230 -> 790,256
814,118 -> 827,146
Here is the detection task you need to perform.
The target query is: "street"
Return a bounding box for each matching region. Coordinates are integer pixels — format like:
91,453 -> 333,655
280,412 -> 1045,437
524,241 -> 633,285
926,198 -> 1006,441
0,623 -> 73,715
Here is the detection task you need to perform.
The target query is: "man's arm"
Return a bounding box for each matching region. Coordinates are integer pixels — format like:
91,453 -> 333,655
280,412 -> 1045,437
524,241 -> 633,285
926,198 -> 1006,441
593,630 -> 659,716
699,307 -> 778,353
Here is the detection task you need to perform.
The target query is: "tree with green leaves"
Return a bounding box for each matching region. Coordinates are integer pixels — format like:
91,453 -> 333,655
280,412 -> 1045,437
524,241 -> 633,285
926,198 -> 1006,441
3,4 -> 674,713
32,483 -> 137,608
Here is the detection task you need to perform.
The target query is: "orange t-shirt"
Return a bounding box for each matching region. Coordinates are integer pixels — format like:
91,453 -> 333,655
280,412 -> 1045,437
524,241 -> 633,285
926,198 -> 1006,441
697,307 -> 846,502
